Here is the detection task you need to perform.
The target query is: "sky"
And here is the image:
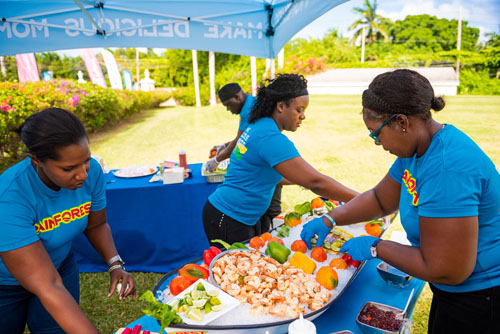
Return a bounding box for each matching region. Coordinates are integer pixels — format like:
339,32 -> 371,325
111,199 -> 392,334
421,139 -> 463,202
294,0 -> 499,42
57,0 -> 499,57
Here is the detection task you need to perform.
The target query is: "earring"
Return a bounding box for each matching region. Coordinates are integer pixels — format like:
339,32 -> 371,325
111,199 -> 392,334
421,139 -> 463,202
402,128 -> 406,132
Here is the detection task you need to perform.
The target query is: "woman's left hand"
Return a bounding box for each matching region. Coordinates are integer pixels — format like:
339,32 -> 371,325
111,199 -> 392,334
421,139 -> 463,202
108,268 -> 136,300
340,236 -> 379,261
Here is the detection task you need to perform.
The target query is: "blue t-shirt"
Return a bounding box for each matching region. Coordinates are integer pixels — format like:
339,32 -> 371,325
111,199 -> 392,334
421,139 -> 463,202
0,157 -> 106,285
389,124 -> 500,293
238,95 -> 255,132
209,117 -> 300,226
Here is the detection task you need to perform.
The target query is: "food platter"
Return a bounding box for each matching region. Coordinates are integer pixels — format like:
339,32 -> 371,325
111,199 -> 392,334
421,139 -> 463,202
153,259 -> 365,334
150,227 -> 394,333
113,165 -> 157,178
150,197 -> 396,333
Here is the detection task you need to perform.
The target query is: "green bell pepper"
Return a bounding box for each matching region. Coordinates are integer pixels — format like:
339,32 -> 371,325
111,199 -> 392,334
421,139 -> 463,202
265,241 -> 291,264
211,239 -> 248,250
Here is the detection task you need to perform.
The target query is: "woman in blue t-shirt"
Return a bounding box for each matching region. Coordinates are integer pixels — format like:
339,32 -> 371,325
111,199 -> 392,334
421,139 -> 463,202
203,74 -> 358,245
0,108 -> 136,333
301,69 -> 500,333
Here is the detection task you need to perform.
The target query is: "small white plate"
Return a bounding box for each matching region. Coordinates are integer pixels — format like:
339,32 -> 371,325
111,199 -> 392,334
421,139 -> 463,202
167,279 -> 240,325
113,165 -> 157,178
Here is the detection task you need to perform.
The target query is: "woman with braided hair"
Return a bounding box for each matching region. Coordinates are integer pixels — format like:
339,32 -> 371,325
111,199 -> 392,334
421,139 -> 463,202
301,69 -> 500,333
203,73 -> 358,244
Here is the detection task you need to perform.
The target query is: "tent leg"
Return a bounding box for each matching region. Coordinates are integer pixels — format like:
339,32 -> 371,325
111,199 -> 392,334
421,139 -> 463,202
209,51 -> 216,106
192,49 -> 201,107
250,56 -> 257,96
270,58 -> 275,79
277,48 -> 284,70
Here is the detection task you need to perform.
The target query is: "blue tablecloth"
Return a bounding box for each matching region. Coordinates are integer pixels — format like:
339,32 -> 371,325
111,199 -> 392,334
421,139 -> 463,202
72,163 -> 219,272
119,259 -> 426,333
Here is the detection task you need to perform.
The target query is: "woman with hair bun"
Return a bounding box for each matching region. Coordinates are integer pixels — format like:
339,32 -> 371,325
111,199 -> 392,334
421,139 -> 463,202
203,73 -> 358,244
0,108 -> 136,333
301,69 -> 500,333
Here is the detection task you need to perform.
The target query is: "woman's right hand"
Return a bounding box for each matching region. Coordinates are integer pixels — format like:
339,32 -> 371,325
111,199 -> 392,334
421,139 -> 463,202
300,216 -> 332,249
108,268 -> 136,300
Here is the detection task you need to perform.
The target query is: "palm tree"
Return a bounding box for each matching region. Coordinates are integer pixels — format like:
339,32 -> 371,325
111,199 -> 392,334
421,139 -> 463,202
349,0 -> 392,44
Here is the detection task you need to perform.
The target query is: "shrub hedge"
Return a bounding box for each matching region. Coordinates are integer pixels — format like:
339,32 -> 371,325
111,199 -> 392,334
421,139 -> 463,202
0,80 -> 170,159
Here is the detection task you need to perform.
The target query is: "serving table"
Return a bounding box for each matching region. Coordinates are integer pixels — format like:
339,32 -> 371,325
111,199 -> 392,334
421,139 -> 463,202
72,163 -> 219,272
117,259 -> 426,333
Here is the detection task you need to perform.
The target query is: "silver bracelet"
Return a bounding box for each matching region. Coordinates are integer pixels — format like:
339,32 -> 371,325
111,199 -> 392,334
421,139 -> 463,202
108,264 -> 124,273
106,254 -> 124,267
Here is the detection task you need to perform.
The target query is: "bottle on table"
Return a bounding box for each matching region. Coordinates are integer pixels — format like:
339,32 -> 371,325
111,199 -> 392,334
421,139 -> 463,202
178,149 -> 187,168
288,313 -> 316,334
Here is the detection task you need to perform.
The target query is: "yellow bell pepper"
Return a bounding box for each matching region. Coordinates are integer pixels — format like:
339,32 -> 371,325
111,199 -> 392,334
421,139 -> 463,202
289,251 -> 317,274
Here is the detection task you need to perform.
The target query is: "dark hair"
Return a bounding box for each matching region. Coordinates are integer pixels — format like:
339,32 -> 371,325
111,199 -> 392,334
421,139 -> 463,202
362,69 -> 445,122
249,74 -> 308,123
16,107 -> 88,161
218,83 -> 242,102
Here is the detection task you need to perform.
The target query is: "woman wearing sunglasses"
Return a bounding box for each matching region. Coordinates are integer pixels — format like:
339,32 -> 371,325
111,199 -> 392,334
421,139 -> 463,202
301,69 -> 500,333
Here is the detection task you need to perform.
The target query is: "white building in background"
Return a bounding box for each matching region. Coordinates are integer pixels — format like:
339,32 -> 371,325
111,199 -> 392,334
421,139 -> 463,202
306,67 -> 459,96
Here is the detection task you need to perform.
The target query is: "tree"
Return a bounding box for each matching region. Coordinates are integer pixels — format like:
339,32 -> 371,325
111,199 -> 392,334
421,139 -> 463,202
348,0 -> 392,44
390,15 -> 479,52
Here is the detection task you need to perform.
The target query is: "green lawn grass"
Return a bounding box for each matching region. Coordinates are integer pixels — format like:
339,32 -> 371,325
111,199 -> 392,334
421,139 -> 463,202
76,95 -> 498,333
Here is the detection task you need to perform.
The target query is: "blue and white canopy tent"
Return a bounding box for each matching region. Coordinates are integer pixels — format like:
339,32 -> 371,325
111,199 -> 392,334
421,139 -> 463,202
1,0 -> 348,102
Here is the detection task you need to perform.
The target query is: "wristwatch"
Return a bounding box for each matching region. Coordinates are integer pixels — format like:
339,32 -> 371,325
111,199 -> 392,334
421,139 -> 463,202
106,254 -> 125,267
370,238 -> 382,258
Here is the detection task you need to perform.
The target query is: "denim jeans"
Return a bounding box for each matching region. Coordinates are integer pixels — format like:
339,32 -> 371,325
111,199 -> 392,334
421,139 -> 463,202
0,251 -> 80,334
203,200 -> 260,245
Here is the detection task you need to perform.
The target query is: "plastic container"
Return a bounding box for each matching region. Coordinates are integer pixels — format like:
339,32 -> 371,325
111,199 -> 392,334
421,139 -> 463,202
356,301 -> 404,334
178,149 -> 187,168
288,313 -> 316,334
163,167 -> 184,184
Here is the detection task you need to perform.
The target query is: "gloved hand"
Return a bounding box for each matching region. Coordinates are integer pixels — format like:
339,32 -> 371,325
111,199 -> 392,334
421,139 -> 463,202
205,157 -> 219,173
208,144 -> 227,158
300,216 -> 332,249
340,236 -> 379,261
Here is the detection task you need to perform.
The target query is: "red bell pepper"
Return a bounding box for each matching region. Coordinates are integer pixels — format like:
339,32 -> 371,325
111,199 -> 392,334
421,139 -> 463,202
178,263 -> 209,283
203,246 -> 222,266
342,253 -> 360,268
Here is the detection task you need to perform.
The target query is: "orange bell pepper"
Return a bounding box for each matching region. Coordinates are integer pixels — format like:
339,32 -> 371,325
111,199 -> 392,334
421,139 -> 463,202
178,263 -> 209,283
284,212 -> 302,227
316,266 -> 338,290
365,222 -> 382,237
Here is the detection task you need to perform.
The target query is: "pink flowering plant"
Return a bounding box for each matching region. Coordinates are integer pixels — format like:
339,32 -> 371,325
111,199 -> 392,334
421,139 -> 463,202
0,80 -> 169,158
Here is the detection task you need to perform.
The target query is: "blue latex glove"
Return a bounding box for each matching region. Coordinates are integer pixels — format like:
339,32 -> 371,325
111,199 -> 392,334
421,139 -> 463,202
300,216 -> 332,249
340,236 -> 379,261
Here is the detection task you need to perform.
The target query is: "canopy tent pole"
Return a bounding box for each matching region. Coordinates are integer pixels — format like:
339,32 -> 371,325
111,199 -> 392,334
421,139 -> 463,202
277,48 -> 284,70
250,56 -> 257,96
136,48 -> 140,87
192,49 -> 201,107
209,51 -> 216,106
270,58 -> 275,79
73,0 -> 105,35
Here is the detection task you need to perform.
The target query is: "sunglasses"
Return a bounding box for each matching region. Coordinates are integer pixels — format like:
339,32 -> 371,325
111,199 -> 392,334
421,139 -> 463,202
369,114 -> 398,142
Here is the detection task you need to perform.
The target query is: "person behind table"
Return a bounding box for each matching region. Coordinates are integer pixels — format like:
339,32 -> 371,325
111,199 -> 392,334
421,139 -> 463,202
206,83 -> 282,233
0,108 -> 136,333
203,74 -> 358,245
301,69 -> 500,333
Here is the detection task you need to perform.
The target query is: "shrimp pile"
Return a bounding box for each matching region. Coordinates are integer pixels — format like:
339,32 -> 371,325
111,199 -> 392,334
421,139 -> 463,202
211,250 -> 332,318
